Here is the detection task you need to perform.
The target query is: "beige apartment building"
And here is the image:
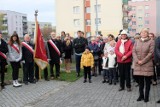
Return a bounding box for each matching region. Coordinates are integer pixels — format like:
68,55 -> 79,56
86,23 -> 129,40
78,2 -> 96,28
56,0 -> 123,37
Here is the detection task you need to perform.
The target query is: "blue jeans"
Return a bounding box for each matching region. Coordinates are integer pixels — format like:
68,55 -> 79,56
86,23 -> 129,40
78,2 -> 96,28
75,55 -> 82,74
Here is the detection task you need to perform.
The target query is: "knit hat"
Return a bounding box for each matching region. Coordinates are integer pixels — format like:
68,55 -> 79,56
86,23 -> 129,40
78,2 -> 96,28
120,30 -> 128,36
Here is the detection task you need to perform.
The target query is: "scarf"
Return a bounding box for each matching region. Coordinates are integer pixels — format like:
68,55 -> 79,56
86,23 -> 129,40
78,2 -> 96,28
141,37 -> 149,42
119,39 -> 127,54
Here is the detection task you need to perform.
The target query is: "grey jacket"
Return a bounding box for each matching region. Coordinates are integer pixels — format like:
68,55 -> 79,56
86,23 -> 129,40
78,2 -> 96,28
7,43 -> 22,62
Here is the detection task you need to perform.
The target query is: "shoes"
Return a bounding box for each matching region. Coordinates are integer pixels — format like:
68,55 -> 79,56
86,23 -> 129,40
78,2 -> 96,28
83,80 -> 87,83
89,80 -> 92,83
127,88 -> 132,92
50,76 -> 54,80
156,99 -> 160,103
13,80 -> 22,87
109,82 -> 112,85
45,78 -> 50,81
118,88 -> 124,91
102,80 -> 106,83
144,98 -> 149,103
137,96 -> 144,101
29,80 -> 36,84
77,73 -> 80,77
152,81 -> 157,86
114,83 -> 116,85
106,80 -> 109,83
24,82 -> 28,85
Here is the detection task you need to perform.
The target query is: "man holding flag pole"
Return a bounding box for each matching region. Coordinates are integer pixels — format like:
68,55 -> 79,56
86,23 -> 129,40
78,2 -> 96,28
34,10 -> 48,79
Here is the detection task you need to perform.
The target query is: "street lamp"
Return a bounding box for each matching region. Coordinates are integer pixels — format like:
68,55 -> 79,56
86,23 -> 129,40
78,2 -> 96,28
95,0 -> 98,36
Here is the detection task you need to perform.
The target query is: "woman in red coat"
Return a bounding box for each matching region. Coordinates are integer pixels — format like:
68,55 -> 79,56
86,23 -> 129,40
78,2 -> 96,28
115,30 -> 133,92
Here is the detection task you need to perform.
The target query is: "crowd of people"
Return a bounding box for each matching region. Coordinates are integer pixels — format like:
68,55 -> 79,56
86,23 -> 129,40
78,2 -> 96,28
0,28 -> 160,103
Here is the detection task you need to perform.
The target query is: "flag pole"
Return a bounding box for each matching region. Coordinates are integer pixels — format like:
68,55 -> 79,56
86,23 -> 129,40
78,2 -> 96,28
34,10 -> 41,80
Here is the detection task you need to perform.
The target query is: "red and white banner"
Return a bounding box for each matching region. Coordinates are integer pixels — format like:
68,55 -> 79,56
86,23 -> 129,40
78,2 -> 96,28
22,42 -> 34,54
34,19 -> 48,70
48,40 -> 60,56
11,44 -> 20,53
0,51 -> 7,59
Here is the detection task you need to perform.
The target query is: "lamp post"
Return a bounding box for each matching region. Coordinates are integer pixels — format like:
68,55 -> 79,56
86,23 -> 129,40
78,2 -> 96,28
95,0 -> 98,36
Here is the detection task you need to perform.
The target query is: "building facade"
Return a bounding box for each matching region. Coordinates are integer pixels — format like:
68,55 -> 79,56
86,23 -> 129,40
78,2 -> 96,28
28,21 -> 52,36
128,0 -> 157,36
56,0 -> 123,38
0,10 -> 27,37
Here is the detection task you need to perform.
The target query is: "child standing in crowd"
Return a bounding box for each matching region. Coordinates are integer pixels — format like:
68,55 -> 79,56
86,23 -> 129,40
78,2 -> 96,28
81,47 -> 94,83
107,41 -> 117,85
102,52 -> 109,83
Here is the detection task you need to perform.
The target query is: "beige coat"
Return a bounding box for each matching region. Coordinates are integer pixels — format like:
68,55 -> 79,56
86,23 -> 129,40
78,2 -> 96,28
132,38 -> 155,76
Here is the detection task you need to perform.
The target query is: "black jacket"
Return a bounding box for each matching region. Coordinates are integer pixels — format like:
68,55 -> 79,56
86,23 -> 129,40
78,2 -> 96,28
73,37 -> 88,54
47,39 -> 62,64
154,37 -> 160,64
22,42 -> 34,63
0,39 -> 8,61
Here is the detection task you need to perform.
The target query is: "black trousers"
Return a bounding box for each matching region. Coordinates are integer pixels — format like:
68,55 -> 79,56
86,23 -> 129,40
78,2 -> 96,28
50,63 -> 60,78
138,76 -> 152,99
98,58 -> 102,75
0,61 -> 5,86
10,61 -> 20,80
84,66 -> 91,80
35,64 -> 48,80
23,62 -> 34,82
118,62 -> 131,89
109,68 -> 116,83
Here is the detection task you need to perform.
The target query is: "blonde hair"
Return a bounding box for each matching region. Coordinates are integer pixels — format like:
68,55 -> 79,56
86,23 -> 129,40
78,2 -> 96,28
140,28 -> 149,35
65,37 -> 71,46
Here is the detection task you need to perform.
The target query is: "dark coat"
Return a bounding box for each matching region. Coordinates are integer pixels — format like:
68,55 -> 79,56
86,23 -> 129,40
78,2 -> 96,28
62,40 -> 73,59
154,36 -> 160,65
47,39 -> 62,64
73,37 -> 88,54
0,39 -> 8,63
22,42 -> 34,63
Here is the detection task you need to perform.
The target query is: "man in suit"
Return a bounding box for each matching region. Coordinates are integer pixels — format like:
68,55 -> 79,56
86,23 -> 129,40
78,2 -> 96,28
22,34 -> 35,85
0,31 -> 8,89
48,32 -> 62,79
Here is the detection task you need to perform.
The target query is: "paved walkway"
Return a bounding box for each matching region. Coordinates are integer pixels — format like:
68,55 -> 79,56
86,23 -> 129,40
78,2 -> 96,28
30,76 -> 160,107
1,76 -> 160,107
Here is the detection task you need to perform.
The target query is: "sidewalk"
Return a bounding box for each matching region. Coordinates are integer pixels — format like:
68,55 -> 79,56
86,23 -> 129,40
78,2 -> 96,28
0,80 -> 69,107
30,76 -> 160,107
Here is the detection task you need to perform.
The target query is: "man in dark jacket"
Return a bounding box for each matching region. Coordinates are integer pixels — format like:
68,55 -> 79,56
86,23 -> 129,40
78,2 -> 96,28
22,34 -> 35,84
154,36 -> 160,103
73,31 -> 88,77
0,31 -> 8,89
48,32 -> 62,79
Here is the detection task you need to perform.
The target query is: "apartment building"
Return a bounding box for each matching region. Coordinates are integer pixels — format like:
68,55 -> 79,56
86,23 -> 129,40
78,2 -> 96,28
0,10 -> 27,37
56,0 -> 123,37
128,0 -> 158,36
28,21 -> 52,36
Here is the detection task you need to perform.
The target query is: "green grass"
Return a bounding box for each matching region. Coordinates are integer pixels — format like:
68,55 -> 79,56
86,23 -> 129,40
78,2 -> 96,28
4,62 -> 83,83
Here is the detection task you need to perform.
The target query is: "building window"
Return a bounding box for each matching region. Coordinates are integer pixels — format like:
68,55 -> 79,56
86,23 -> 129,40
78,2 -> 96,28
132,14 -> 136,18
138,25 -> 143,27
132,29 -> 136,32
132,6 -> 136,11
74,19 -> 80,26
132,21 -> 136,25
145,20 -> 149,24
86,7 -> 90,13
138,17 -> 142,20
94,4 -> 101,13
73,6 -> 80,14
145,13 -> 149,17
95,18 -> 101,25
86,32 -> 91,37
86,20 -> 91,25
145,5 -> 149,10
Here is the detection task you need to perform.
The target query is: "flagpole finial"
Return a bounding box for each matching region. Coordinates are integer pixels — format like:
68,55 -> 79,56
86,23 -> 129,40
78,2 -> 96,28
35,10 -> 38,19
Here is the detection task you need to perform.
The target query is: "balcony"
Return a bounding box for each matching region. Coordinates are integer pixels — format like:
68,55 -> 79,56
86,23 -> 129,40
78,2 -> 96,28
85,1 -> 90,7
85,13 -> 90,20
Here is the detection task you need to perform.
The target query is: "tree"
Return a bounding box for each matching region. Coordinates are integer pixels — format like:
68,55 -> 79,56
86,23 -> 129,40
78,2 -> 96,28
0,13 -> 8,35
41,26 -> 53,40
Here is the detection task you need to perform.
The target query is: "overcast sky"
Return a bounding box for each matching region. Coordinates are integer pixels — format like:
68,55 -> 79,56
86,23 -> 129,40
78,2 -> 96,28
0,0 -> 56,26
